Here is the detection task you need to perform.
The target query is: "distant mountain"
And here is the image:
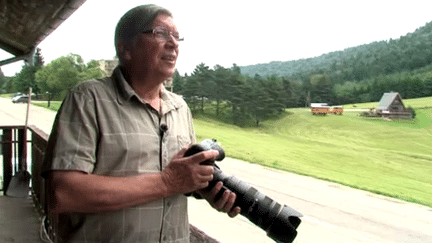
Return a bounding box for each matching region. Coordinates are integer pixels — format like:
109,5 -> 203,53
240,21 -> 432,83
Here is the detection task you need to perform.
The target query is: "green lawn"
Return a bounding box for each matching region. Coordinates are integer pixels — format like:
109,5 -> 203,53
31,101 -> 63,111
193,99 -> 432,207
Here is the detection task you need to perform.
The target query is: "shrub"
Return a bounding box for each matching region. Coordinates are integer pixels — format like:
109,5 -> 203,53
407,106 -> 416,119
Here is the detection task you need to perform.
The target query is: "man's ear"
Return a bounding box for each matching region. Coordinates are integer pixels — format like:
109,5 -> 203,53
117,42 -> 132,61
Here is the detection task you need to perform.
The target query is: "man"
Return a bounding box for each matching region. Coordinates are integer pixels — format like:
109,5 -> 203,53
43,4 -> 240,243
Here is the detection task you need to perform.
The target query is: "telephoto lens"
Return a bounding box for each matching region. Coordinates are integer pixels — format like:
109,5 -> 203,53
184,139 -> 302,243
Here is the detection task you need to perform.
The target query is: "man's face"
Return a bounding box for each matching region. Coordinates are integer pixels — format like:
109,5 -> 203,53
132,14 -> 179,80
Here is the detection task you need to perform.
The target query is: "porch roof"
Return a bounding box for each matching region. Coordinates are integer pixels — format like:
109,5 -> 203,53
0,0 -> 86,66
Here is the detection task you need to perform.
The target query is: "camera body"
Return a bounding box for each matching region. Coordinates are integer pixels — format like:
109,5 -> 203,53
184,139 -> 302,243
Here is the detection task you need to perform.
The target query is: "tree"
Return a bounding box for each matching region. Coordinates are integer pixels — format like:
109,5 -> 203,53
281,77 -> 295,108
12,64 -> 40,94
0,71 -> 9,93
84,60 -> 105,80
243,78 -> 284,126
35,53 -> 97,99
172,69 -> 184,93
184,63 -> 212,112
231,63 -> 241,75
265,76 -> 286,112
334,81 -> 359,104
226,64 -> 248,124
182,75 -> 201,111
211,65 -> 231,117
423,78 -> 432,97
34,48 -> 45,67
310,73 -> 333,104
405,77 -> 423,98
10,49 -> 47,94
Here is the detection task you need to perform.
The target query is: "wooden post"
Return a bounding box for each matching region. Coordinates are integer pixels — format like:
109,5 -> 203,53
2,128 -> 13,194
18,128 -> 26,172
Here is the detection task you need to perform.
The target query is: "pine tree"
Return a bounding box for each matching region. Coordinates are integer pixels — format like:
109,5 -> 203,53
34,48 -> 45,67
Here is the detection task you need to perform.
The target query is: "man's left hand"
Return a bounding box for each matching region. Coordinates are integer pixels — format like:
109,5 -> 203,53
198,181 -> 241,218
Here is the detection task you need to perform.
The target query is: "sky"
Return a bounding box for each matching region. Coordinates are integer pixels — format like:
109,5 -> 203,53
1,0 -> 432,77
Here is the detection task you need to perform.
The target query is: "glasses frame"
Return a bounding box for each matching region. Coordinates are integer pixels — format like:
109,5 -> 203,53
142,27 -> 184,42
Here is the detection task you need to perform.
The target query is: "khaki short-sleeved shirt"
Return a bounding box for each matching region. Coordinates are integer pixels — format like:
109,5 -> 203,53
43,67 -> 196,243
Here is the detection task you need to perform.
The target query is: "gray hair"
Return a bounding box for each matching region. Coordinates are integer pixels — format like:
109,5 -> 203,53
114,4 -> 172,65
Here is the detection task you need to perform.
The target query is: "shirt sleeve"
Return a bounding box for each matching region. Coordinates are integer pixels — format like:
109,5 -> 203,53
42,88 -> 99,176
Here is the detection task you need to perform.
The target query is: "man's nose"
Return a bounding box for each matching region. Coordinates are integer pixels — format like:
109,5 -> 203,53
166,35 -> 180,48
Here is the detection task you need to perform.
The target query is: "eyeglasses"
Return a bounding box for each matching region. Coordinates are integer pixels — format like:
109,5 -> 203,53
142,27 -> 184,42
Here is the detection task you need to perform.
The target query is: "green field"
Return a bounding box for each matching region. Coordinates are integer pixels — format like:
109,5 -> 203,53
193,97 -> 432,207
32,101 -> 62,111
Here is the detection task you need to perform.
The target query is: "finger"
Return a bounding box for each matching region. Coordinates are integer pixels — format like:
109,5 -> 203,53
173,145 -> 192,159
210,181 -> 223,199
221,191 -> 237,212
197,164 -> 214,177
197,181 -> 209,190
184,150 -> 219,165
228,206 -> 241,218
213,189 -> 228,209
198,173 -> 213,183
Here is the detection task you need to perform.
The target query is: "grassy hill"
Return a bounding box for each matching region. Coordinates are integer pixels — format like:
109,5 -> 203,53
193,97 -> 432,207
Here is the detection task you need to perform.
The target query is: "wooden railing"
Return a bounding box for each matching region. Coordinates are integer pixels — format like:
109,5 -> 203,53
0,125 -> 55,239
1,125 -> 27,193
1,125 -> 218,242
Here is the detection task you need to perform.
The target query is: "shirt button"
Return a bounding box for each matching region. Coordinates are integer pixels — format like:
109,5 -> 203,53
167,201 -> 171,206
163,235 -> 167,241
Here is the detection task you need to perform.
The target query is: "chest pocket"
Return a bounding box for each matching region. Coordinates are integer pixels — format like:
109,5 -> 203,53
162,135 -> 192,169
177,135 -> 191,150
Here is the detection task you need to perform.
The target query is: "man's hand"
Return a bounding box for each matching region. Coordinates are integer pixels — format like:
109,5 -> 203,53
161,146 -> 218,195
198,181 -> 241,218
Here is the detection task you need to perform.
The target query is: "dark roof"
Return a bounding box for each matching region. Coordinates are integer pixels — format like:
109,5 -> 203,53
377,92 -> 404,110
0,0 -> 86,65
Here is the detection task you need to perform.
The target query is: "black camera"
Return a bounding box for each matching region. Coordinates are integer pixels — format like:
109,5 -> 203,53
184,139 -> 302,243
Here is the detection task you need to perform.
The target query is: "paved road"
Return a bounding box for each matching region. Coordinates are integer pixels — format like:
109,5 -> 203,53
1,97 -> 431,243
189,160 -> 432,243
0,98 -> 56,133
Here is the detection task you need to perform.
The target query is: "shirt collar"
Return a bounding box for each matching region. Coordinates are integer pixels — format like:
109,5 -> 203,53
113,66 -> 135,105
112,66 -> 183,113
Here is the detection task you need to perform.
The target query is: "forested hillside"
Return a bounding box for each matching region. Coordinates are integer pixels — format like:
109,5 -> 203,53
240,21 -> 432,82
235,21 -> 432,107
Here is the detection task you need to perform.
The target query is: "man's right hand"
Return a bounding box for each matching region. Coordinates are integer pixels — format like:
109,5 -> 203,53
161,146 -> 218,195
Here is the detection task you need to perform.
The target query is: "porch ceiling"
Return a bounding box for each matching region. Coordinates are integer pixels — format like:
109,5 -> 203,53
0,0 -> 86,64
